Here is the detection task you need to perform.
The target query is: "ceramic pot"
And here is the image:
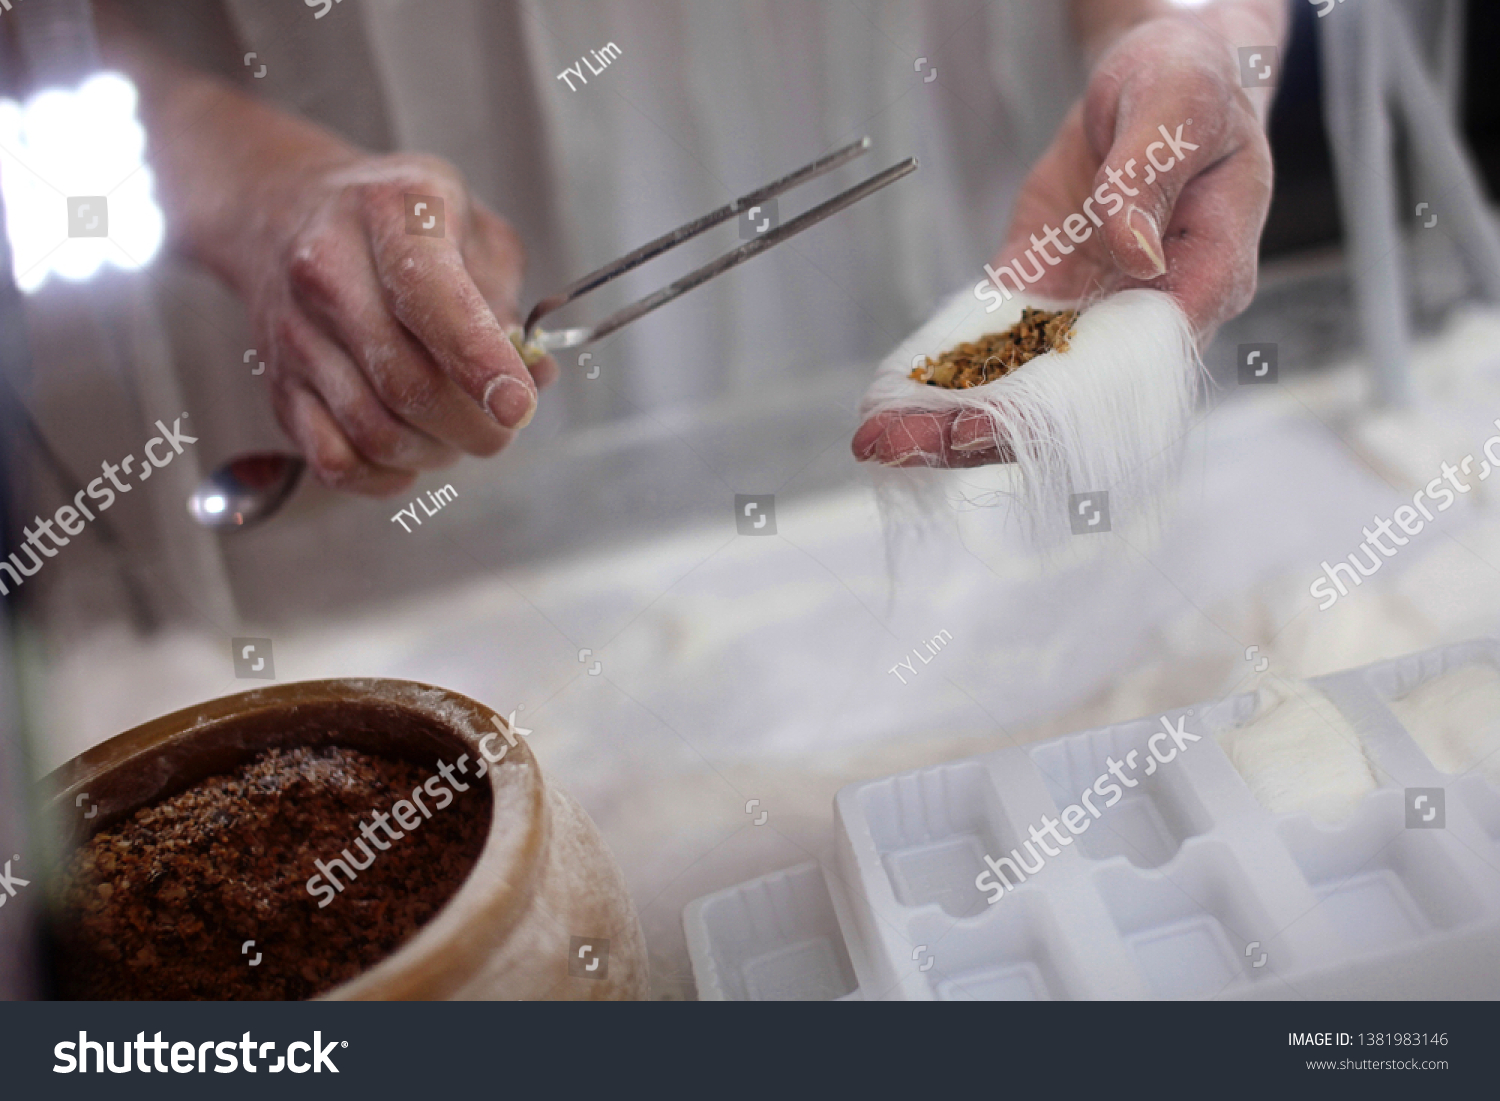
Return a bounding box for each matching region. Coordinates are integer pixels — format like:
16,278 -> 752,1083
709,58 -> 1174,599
44,678 -> 647,1000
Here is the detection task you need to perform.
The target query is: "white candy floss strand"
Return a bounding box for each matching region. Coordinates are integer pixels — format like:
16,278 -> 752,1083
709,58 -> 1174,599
860,288 -> 1202,547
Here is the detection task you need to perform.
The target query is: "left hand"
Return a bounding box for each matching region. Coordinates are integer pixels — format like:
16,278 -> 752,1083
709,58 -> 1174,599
853,14 -> 1275,467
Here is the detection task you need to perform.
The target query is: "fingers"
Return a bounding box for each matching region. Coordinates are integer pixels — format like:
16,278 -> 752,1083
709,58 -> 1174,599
272,381 -> 418,498
1086,48 -> 1271,336
255,155 -> 550,498
533,356 -> 561,390
287,227 -> 517,457
363,186 -> 539,431
951,410 -> 1015,461
273,309 -> 464,474
852,410 -> 1013,469
462,206 -> 527,323
464,207 -> 561,391
1085,79 -> 1231,286
1079,16 -> 1269,305
518,341 -> 561,390
1145,144 -> 1270,338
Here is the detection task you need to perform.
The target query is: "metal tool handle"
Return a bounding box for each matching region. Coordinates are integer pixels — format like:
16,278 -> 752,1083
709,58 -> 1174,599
523,138 -> 918,354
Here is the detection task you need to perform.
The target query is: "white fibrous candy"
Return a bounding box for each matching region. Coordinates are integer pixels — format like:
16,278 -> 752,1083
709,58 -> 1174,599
506,327 -> 549,367
1388,663 -> 1500,787
860,288 -> 1201,548
1219,680 -> 1377,822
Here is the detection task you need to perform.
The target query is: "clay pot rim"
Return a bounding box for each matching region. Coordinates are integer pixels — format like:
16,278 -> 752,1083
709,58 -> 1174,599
43,677 -> 548,1001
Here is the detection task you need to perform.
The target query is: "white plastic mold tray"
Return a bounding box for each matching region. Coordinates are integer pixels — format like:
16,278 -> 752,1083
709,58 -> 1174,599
683,862 -> 861,1001
684,641 -> 1500,999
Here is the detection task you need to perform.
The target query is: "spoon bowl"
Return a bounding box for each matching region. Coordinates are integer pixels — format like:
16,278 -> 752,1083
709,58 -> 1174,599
187,452 -> 305,531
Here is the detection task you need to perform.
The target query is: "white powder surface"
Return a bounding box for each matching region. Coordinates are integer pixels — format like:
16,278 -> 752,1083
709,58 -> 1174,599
1218,680 -> 1377,822
1388,663 -> 1500,786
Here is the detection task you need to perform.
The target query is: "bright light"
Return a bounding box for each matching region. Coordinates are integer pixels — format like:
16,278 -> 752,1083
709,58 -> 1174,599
203,494 -> 227,515
0,72 -> 165,293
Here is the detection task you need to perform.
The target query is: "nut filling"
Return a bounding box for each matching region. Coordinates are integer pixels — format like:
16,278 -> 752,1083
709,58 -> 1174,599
909,307 -> 1078,389
52,744 -> 492,1001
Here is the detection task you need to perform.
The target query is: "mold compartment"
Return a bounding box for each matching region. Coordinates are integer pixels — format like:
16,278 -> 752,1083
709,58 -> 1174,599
1216,680 -> 1382,823
1456,775 -> 1500,848
1192,690 -> 1262,735
856,762 -> 1010,918
1365,641 -> 1498,702
1093,842 -> 1281,998
924,890 -> 1079,1001
687,863 -> 858,1001
1377,654 -> 1500,792
1278,796 -> 1485,958
1029,715 -> 1214,869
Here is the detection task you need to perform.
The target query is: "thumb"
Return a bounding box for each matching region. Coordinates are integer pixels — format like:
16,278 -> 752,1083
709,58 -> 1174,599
1088,110 -> 1220,283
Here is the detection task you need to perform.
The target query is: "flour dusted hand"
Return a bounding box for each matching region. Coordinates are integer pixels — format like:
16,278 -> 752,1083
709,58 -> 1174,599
853,13 -> 1276,470
241,153 -> 558,496
93,8 -> 562,498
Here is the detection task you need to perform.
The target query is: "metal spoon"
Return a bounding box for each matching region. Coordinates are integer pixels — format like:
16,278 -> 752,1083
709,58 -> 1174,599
187,451 -> 305,532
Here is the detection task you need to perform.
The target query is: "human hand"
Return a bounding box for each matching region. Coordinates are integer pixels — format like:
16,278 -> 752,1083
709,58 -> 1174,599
853,14 -> 1275,468
242,151 -> 557,496
92,10 -> 557,497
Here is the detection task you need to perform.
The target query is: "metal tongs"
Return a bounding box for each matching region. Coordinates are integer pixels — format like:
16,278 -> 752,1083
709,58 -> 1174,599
520,136 -> 918,355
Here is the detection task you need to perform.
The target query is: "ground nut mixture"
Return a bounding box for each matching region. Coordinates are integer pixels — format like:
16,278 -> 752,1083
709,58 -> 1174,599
53,744 -> 491,1000
910,307 -> 1078,388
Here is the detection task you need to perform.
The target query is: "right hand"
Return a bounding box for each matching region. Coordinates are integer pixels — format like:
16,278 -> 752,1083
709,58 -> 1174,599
242,152 -> 556,496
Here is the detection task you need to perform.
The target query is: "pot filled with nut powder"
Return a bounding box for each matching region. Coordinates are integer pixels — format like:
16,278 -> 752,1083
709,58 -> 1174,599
42,679 -> 647,1000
